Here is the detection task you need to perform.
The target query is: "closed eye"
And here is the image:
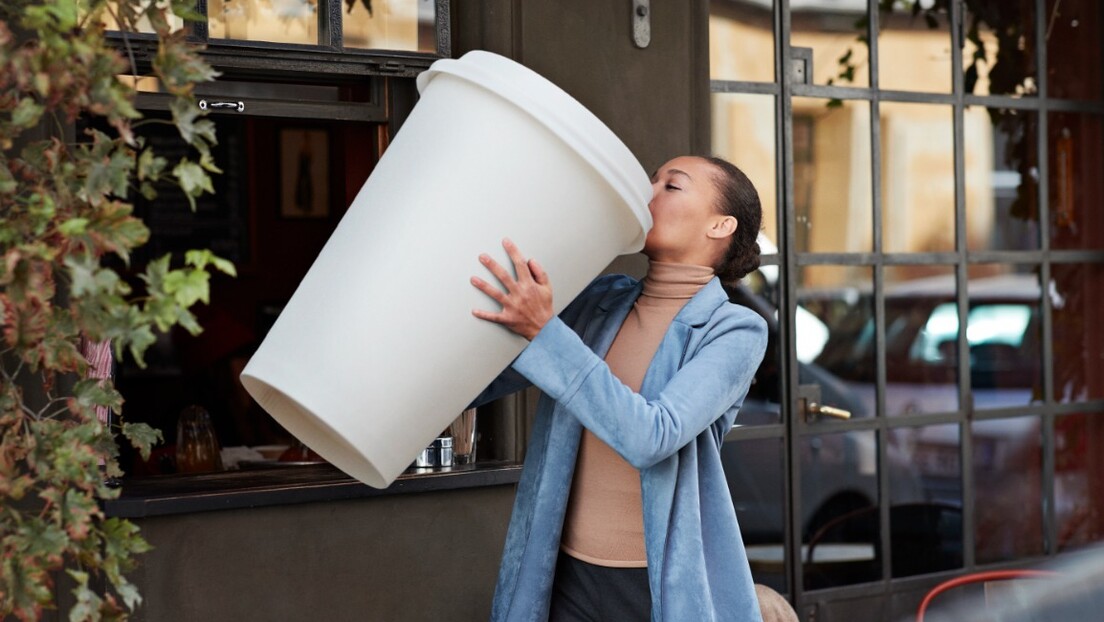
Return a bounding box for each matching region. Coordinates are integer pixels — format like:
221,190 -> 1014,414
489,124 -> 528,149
666,183 -> 681,191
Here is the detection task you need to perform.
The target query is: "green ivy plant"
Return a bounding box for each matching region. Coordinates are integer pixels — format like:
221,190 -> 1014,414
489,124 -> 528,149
0,0 -> 233,619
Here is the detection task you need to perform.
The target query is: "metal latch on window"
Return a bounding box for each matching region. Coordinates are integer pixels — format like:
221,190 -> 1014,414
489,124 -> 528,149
632,0 -> 650,48
199,99 -> 245,113
790,47 -> 813,85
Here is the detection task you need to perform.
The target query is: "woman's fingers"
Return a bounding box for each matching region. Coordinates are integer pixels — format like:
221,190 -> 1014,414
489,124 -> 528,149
479,253 -> 517,291
528,258 -> 548,285
502,238 -> 531,283
470,275 -> 508,305
471,238 -> 553,341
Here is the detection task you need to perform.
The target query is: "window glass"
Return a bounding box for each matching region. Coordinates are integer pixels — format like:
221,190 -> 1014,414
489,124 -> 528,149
791,3 -> 868,88
726,437 -> 788,593
974,417 -> 1043,563
884,266 -> 959,416
877,1 -> 952,93
880,102 -> 955,253
802,430 -> 881,589
208,0 -> 320,45
793,98 -> 873,254
1056,413 -> 1104,551
1053,262 -> 1104,403
1046,0 -> 1103,101
344,0 -> 438,52
709,0 -> 775,83
799,265 -> 875,419
1049,113 -> 1104,250
967,265 -> 1042,409
888,424 -> 963,578
98,1 -> 185,33
965,108 -> 1040,251
963,0 -> 1037,97
727,267 -> 782,426
712,93 -> 778,245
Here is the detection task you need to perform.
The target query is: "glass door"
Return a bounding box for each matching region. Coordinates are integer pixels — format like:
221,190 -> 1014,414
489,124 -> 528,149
711,0 -> 1104,618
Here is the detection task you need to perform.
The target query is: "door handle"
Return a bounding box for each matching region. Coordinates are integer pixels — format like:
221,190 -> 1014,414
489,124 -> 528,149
807,402 -> 851,420
799,383 -> 852,422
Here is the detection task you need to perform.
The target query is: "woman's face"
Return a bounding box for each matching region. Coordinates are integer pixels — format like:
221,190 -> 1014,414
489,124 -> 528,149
642,156 -> 730,266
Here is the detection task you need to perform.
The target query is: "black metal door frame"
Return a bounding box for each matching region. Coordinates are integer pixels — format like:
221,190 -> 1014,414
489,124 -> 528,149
713,0 -> 1104,617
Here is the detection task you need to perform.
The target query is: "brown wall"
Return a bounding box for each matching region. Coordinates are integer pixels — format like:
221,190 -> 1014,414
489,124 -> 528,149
124,486 -> 514,622
452,0 -> 711,174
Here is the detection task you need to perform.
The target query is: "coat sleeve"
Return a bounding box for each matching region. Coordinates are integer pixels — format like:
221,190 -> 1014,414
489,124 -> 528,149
468,274 -> 638,408
510,307 -> 768,469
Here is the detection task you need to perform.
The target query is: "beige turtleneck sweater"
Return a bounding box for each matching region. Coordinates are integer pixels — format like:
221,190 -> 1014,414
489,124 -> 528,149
560,261 -> 714,567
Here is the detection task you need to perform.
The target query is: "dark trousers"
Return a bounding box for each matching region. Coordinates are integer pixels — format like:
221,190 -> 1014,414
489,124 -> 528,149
549,552 -> 652,622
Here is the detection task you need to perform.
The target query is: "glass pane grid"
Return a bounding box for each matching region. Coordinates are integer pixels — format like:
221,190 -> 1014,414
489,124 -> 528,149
707,0 -> 1104,592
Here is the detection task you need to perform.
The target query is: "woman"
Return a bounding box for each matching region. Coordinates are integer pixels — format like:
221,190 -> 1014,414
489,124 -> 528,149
470,155 -> 768,621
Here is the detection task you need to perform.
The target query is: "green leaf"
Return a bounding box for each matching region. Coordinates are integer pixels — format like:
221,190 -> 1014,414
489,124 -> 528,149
121,422 -> 163,462
11,98 -> 45,129
169,97 -> 218,148
163,268 -> 210,307
59,218 -> 90,237
183,249 -> 236,276
172,160 -> 214,206
125,324 -> 157,368
0,162 -> 16,194
73,378 -> 125,415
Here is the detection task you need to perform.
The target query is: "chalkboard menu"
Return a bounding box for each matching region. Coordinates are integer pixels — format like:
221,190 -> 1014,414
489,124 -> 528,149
134,117 -> 250,267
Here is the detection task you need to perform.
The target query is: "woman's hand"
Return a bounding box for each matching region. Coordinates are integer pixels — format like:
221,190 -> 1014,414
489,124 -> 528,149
471,238 -> 553,341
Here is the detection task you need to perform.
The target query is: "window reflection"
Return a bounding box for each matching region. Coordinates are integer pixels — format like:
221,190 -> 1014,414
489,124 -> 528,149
99,1 -> 185,33
725,438 -> 788,592
1052,263 -> 1104,402
880,102 -> 954,253
1046,0 -> 1103,101
726,268 -> 782,425
965,108 -> 1040,251
967,265 -> 1042,409
344,0 -> 437,52
798,266 -> 875,420
801,430 -> 881,589
889,424 -> 963,577
1049,113 -> 1104,250
793,98 -> 873,254
208,0 -> 319,45
883,267 -> 959,416
1056,413 -> 1104,551
791,3 -> 869,88
709,0 -> 775,83
877,1 -> 952,93
712,93 -> 778,245
973,417 -> 1043,564
963,0 -> 1037,97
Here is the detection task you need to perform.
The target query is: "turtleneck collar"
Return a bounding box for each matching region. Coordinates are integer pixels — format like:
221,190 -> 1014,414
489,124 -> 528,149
640,261 -> 715,300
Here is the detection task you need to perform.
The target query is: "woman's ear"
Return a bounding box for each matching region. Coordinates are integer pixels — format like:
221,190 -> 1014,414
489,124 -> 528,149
707,215 -> 738,240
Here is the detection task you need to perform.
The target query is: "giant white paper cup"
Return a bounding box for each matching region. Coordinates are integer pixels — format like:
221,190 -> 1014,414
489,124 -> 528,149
240,50 -> 652,488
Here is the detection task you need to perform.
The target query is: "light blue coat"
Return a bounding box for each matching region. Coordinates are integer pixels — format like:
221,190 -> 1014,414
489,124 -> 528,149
478,274 -> 768,622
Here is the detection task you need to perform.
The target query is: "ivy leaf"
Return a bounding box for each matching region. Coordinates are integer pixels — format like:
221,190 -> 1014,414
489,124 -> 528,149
184,249 -> 237,276
59,218 -> 89,237
121,422 -> 163,462
124,324 -> 157,368
169,0 -> 206,22
68,570 -> 105,622
169,97 -> 218,149
172,159 -> 214,210
72,378 -> 125,416
163,267 -> 210,307
12,98 -> 45,129
0,162 -> 16,194
154,32 -> 220,96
